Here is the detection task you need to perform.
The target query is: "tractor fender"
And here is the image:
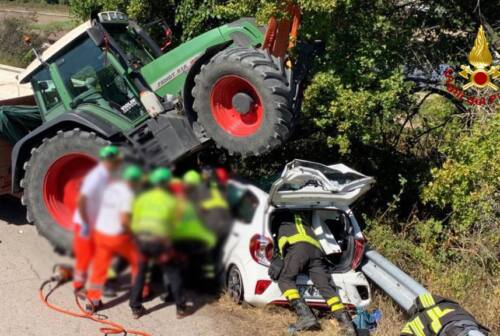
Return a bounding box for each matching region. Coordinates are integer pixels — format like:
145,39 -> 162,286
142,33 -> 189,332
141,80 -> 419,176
11,111 -> 121,193
183,21 -> 265,122
183,41 -> 232,122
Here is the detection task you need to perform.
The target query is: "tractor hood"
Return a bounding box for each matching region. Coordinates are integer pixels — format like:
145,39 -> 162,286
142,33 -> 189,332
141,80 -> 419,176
268,159 -> 375,208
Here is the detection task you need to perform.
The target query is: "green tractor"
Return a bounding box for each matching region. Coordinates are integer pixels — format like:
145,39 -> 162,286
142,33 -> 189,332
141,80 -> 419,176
0,9 -> 310,253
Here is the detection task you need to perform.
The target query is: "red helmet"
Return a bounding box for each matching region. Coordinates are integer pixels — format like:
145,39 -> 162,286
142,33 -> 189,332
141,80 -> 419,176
215,167 -> 229,185
169,178 -> 185,195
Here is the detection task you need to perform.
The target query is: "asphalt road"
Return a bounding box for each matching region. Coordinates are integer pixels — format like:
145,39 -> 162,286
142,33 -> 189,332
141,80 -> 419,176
0,196 -> 232,336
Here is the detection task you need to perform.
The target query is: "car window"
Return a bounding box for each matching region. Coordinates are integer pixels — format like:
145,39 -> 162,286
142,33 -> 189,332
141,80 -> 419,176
227,184 -> 245,208
228,185 -> 259,224
319,210 -> 351,238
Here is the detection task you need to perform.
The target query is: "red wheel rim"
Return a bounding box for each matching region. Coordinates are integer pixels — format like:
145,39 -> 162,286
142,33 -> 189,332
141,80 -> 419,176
210,75 -> 264,137
42,153 -> 97,230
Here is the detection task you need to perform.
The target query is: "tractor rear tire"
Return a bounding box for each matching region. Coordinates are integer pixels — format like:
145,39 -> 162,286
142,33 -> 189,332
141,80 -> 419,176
192,47 -> 293,156
21,129 -> 107,254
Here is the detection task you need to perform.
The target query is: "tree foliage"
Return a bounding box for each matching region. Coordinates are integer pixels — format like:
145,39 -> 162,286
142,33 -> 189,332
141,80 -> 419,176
63,0 -> 500,329
423,113 -> 500,235
0,17 -> 43,67
67,0 -> 500,315
67,0 -> 500,220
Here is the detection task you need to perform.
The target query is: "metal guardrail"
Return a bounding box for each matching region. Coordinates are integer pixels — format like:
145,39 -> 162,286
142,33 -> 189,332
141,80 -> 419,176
361,249 -> 429,313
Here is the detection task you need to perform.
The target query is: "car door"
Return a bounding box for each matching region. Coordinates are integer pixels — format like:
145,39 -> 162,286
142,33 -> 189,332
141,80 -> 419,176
268,159 -> 375,208
223,181 -> 264,265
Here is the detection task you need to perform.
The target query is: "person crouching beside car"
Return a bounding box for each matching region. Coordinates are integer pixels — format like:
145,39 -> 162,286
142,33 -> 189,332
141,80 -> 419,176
171,171 -> 217,290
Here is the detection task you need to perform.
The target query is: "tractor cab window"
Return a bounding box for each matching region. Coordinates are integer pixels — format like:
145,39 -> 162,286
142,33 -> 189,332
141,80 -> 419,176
31,68 -> 60,111
107,25 -> 155,67
143,19 -> 173,53
55,37 -> 144,120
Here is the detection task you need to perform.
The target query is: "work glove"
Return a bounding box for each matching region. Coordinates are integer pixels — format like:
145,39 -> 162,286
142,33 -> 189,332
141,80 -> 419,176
268,255 -> 284,281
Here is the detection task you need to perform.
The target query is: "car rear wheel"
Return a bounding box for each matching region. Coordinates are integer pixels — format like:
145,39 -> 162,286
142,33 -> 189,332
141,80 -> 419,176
21,129 -> 107,254
227,265 -> 244,304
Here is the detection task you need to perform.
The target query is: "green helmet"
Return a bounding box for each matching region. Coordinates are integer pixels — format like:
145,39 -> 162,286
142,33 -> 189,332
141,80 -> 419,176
183,170 -> 202,186
99,145 -> 121,160
122,165 -> 143,182
149,167 -> 172,185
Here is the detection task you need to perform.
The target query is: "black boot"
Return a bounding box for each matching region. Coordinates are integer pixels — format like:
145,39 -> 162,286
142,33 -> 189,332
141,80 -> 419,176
289,299 -> 320,332
333,310 -> 356,336
131,305 -> 146,319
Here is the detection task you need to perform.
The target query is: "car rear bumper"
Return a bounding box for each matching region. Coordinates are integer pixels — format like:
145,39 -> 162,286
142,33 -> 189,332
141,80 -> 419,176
241,259 -> 371,308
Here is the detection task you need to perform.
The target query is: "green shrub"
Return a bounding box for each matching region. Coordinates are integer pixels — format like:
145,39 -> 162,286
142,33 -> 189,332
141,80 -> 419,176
422,113 -> 499,238
0,17 -> 42,67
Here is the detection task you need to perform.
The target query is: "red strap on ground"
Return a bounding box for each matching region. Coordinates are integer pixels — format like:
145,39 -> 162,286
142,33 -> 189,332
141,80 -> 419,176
39,280 -> 151,336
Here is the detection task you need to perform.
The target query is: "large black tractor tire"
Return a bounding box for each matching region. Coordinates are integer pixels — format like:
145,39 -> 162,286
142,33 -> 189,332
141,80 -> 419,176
192,47 -> 294,156
21,129 -> 108,254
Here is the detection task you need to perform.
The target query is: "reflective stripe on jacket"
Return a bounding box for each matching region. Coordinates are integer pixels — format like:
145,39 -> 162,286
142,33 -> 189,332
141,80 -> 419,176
172,198 -> 216,248
400,294 -> 489,336
278,214 -> 322,255
201,183 -> 229,210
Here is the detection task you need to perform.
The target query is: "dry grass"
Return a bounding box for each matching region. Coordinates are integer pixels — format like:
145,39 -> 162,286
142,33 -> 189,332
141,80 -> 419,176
210,291 -> 407,336
368,290 -> 406,336
210,279 -> 499,336
422,269 -> 500,334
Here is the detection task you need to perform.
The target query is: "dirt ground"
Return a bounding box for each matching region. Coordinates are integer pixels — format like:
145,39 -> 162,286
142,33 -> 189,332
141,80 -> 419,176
0,196 -> 238,336
0,2 -> 70,25
0,195 -> 408,336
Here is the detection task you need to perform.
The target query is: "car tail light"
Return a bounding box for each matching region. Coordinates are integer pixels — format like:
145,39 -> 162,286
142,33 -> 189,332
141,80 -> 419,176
254,280 -> 272,295
351,238 -> 365,269
249,234 -> 273,267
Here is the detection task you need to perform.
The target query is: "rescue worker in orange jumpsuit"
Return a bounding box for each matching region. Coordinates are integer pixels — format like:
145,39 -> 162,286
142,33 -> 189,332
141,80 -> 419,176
72,145 -> 122,292
86,165 -> 144,312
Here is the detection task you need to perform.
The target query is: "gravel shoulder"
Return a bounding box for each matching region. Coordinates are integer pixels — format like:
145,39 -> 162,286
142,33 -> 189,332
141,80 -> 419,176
0,196 -> 233,336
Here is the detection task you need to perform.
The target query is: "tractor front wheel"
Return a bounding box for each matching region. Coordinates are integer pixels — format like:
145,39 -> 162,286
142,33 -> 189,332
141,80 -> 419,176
192,47 -> 293,156
21,129 -> 107,254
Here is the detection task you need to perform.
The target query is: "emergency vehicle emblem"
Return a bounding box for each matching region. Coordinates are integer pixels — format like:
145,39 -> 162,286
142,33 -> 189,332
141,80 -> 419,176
443,26 -> 500,105
458,26 -> 500,91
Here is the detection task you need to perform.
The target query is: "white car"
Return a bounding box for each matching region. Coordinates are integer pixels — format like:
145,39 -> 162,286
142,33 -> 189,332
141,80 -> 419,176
222,159 -> 375,309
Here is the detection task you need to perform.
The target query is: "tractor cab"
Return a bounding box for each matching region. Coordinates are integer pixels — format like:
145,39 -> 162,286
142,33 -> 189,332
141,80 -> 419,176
18,11 -> 177,124
90,11 -> 167,68
18,17 -> 150,123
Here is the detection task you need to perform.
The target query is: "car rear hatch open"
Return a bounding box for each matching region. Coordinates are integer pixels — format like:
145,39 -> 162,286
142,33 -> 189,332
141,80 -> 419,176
268,159 -> 375,208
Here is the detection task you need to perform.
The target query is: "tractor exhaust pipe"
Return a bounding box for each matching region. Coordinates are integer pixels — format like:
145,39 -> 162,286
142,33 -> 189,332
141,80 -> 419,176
361,249 -> 429,313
